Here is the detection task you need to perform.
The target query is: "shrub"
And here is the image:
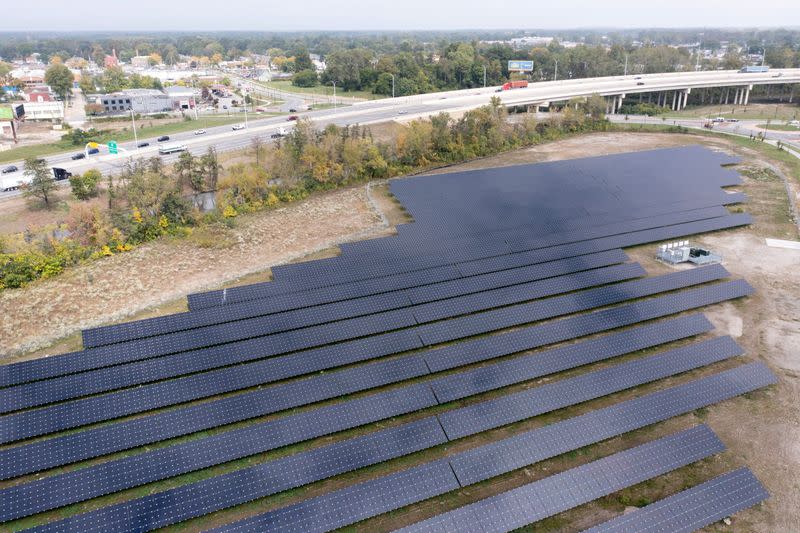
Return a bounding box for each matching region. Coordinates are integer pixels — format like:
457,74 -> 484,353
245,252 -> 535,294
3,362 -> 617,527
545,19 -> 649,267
69,169 -> 101,200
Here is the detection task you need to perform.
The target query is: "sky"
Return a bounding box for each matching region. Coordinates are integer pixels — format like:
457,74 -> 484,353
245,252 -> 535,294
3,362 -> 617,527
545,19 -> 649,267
2,0 -> 799,31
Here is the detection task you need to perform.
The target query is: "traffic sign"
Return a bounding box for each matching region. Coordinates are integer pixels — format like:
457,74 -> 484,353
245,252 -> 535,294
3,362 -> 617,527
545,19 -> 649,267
87,142 -> 99,149
508,60 -> 534,72
108,141 -> 118,154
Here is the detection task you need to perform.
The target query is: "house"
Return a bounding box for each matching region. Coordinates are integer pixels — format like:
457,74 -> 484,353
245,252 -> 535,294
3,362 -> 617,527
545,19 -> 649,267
23,86 -> 54,103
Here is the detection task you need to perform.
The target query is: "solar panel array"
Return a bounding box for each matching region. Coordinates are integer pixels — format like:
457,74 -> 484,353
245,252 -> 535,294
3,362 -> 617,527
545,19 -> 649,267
584,467 -> 768,533
0,146 -> 774,532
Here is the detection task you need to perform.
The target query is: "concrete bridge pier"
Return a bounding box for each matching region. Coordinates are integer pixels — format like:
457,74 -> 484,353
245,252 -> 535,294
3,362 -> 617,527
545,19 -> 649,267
744,84 -> 751,105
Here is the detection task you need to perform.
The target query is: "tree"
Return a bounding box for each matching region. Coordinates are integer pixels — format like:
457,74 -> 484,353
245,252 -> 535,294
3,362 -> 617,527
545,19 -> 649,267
292,69 -> 318,87
69,169 -> 101,200
200,148 -> 220,191
148,53 -> 163,66
45,63 -> 74,101
251,136 -> 265,166
0,61 -> 11,81
174,151 -> 203,193
22,157 -> 56,208
292,46 -> 313,71
78,71 -> 96,94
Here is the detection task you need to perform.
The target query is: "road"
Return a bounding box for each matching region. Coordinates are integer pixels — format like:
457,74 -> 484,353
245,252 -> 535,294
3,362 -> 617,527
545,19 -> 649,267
2,68 -> 799,199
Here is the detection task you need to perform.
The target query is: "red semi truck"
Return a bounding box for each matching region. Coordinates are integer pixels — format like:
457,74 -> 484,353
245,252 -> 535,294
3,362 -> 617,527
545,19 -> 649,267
497,80 -> 529,92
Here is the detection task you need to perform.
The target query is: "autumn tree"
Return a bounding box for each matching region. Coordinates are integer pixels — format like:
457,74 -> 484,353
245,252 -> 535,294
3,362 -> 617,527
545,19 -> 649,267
45,63 -> 74,101
22,157 -> 57,208
69,169 -> 102,200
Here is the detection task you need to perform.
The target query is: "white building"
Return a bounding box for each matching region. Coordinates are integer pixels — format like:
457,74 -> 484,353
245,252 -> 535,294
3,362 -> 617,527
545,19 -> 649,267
21,101 -> 65,120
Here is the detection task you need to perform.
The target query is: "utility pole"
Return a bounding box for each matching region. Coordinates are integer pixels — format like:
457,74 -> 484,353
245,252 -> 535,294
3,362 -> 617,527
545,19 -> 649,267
130,108 -> 139,150
483,65 -> 487,87
554,59 -> 558,82
243,90 -> 248,128
332,81 -> 337,109
624,54 -> 628,76
390,74 -> 395,98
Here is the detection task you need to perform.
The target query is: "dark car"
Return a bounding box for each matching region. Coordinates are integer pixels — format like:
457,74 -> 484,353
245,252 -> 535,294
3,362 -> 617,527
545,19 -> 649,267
288,108 -> 298,112
157,135 -> 170,142
1,165 -> 18,174
137,142 -> 150,148
287,115 -> 299,121
71,153 -> 86,160
636,81 -> 645,86
88,148 -> 100,155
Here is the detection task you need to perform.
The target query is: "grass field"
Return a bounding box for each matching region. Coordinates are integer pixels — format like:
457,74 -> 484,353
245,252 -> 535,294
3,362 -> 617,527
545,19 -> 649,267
664,103 -> 800,121
0,115 -> 270,164
756,123 -> 800,131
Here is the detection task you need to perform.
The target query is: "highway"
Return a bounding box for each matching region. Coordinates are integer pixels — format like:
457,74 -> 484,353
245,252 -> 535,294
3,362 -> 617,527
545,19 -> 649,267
2,68 -> 799,199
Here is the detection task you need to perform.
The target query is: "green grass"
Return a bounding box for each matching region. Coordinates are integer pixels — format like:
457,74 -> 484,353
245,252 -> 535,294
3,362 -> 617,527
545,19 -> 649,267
0,115 -> 270,164
259,79 -> 385,101
756,123 -> 800,131
664,103 -> 800,121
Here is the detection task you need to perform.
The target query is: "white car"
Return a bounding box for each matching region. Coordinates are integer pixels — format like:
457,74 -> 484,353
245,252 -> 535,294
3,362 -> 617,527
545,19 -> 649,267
194,129 -> 206,135
232,124 -> 246,131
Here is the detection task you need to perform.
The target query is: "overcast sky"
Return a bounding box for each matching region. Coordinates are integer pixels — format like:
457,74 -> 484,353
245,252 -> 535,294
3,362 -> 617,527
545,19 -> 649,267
2,0 -> 799,31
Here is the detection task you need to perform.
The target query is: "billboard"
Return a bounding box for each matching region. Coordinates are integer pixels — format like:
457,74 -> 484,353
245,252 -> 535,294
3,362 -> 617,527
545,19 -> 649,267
508,60 -> 534,72
13,104 -> 24,119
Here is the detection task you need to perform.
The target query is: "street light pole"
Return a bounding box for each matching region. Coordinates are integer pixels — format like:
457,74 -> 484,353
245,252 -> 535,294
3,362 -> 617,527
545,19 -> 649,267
332,81 -> 337,109
483,65 -> 487,87
554,59 -> 558,82
390,74 -> 395,98
624,54 -> 628,76
130,108 -> 139,150
243,92 -> 248,128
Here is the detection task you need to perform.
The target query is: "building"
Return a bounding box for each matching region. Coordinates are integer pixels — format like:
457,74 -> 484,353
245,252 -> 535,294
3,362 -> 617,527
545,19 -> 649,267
19,101 -> 64,121
104,49 -> 119,69
10,69 -> 45,87
96,89 -> 172,115
23,86 -> 54,103
130,56 -> 150,69
164,86 -> 196,110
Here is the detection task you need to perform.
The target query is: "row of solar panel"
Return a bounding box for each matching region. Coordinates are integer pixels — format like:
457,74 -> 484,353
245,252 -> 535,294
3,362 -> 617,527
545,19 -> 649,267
187,211 -> 750,316
0,260 -> 642,411
341,193 -> 744,260
191,204 -> 742,310
0,259 -> 644,390
216,366 -> 772,533
81,246 -> 628,348
0,332 -> 745,521
267,204 -> 728,282
25,363 -> 777,532
0,267 -> 733,444
395,425 -> 726,533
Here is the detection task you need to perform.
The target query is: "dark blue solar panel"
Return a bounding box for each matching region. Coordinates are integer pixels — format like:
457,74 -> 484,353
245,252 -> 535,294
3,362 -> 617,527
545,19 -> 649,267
0,355 -> 429,477
429,313 -> 713,403
208,461 -> 460,533
0,384 -> 438,522
450,362 -> 776,486
584,467 -> 768,533
438,336 -> 742,440
397,425 -> 725,533
26,417 -> 448,533
417,264 -> 730,346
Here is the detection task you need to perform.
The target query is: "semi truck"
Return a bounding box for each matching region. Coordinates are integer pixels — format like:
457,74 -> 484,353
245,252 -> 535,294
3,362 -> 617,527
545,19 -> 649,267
158,143 -> 188,155
1,167 -> 71,191
496,80 -> 529,92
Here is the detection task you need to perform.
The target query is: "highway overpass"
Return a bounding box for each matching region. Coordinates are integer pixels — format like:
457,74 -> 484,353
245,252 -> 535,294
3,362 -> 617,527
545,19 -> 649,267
2,68 -> 799,198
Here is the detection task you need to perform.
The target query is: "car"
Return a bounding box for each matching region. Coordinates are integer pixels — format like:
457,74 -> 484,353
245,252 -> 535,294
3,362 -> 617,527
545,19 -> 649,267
636,81 -> 645,86
287,115 -> 299,121
634,76 -> 642,80
255,107 -> 266,113
232,124 -> 246,131
711,117 -> 725,123
71,153 -> 86,160
137,142 -> 150,148
194,129 -> 206,135
288,108 -> 297,112
772,72 -> 783,78
1,165 -> 18,174
727,118 -> 739,123
157,135 -> 170,142
88,147 -> 100,155
397,110 -> 407,115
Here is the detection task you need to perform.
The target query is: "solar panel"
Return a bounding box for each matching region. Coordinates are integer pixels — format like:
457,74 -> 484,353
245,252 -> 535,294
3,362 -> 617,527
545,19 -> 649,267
24,417 -> 447,533
584,467 -> 768,533
0,384 -> 438,522
396,425 -> 724,533
417,264 -> 729,346
0,355 -> 429,476
437,336 -> 742,440
450,362 -> 776,486
429,313 -> 714,404
207,461 -> 459,533
23,363 -> 774,532
0,278 -> 750,445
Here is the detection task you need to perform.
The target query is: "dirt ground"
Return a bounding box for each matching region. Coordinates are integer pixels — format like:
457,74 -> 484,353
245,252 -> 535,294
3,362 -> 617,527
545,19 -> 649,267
2,130 -> 799,532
